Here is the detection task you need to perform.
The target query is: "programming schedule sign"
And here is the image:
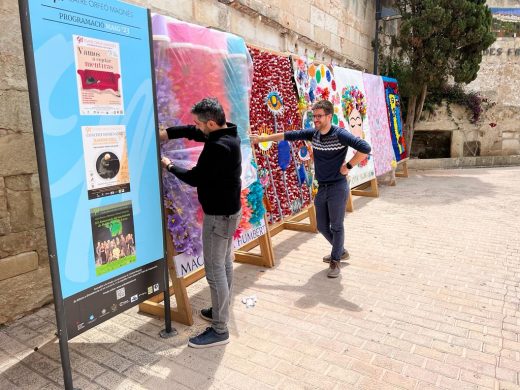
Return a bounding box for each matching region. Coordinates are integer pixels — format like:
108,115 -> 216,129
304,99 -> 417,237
19,0 -> 166,340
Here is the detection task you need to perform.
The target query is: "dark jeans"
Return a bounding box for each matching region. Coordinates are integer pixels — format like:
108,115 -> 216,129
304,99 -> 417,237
314,179 -> 349,261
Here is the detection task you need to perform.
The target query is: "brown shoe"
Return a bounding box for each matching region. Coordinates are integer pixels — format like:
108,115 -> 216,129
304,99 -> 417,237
323,250 -> 350,263
327,261 -> 341,278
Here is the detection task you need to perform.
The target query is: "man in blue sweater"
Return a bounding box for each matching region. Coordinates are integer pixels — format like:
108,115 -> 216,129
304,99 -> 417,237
251,100 -> 371,278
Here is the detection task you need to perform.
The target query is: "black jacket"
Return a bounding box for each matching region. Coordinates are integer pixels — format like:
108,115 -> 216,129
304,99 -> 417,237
166,123 -> 242,216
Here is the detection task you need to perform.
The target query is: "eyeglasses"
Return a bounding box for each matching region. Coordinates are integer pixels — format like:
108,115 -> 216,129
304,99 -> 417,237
313,114 -> 330,119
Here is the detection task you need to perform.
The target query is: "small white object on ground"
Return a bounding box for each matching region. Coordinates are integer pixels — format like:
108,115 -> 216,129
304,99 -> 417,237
241,295 -> 257,308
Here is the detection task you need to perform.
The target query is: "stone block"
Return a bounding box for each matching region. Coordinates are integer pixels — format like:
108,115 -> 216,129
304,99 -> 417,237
310,6 -> 325,28
0,1 -> 24,57
279,10 -> 298,31
0,54 -> 28,91
0,217 -> 10,236
475,156 -> 494,166
296,18 -> 313,39
460,157 -> 477,167
249,22 -> 281,50
0,251 -> 38,281
0,90 -> 33,134
229,9 -> 258,45
6,188 -> 44,233
508,155 -> 520,165
502,139 -> 520,153
263,3 -> 280,22
289,0 -> 310,21
324,13 -> 339,35
502,131 -> 516,139
0,177 -> 7,219
4,174 -> 39,191
149,0 -> 194,23
314,26 -> 331,46
0,227 -> 47,259
0,134 -> 37,176
330,34 -> 342,53
0,266 -> 52,324
194,0 -> 229,30
493,155 -> 510,166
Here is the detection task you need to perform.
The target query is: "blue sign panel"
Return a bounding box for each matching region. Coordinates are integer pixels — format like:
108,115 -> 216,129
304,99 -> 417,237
21,0 -> 165,339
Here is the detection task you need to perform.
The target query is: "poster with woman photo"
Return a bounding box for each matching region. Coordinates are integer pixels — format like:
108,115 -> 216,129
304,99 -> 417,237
90,201 -> 136,277
332,66 -> 376,188
81,125 -> 130,199
73,35 -> 124,115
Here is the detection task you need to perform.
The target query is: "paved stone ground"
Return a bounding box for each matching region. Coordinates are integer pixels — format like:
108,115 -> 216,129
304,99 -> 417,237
1,167 -> 520,390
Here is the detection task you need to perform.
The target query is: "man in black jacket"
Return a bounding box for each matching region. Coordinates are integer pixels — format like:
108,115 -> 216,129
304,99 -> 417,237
160,98 -> 242,348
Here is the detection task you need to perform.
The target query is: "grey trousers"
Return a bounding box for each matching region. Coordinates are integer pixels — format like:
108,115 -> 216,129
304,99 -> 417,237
202,210 -> 241,334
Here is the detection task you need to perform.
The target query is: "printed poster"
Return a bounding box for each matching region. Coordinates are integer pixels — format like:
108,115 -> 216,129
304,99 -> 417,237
73,35 -> 124,115
82,125 -> 130,199
332,66 -> 376,188
90,201 -> 136,277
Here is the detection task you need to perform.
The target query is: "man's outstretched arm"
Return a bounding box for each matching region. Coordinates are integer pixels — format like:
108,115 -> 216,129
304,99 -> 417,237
159,125 -> 207,142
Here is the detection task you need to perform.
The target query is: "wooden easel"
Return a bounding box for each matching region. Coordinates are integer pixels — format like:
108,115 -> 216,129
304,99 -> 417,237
268,204 -> 318,237
235,204 -> 318,256
139,225 -> 199,326
395,158 -> 409,178
346,177 -> 379,212
234,216 -> 275,268
139,214 -> 275,326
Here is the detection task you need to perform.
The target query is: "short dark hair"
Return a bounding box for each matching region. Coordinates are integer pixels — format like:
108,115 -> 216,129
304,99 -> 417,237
191,98 -> 226,126
312,100 -> 334,115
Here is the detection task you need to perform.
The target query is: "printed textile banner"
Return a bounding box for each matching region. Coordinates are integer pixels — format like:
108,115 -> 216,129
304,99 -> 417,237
362,73 -> 396,176
292,57 -> 342,129
250,47 -> 312,224
332,66 -> 376,188
152,15 -> 265,277
382,76 -> 408,162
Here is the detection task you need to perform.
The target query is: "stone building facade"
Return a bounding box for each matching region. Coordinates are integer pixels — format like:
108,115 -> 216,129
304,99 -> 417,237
0,0 -> 376,323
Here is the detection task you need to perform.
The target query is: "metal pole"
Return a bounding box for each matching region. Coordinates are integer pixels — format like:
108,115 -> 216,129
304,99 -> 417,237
18,1 -> 77,388
147,10 -> 177,338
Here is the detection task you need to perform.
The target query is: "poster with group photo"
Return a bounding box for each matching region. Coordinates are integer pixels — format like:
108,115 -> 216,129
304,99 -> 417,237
81,125 -> 130,199
90,201 -> 136,277
73,35 -> 124,115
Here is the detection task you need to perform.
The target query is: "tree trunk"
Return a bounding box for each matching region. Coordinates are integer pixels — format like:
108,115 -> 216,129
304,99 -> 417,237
414,84 -> 428,125
404,94 -> 417,154
404,84 -> 427,155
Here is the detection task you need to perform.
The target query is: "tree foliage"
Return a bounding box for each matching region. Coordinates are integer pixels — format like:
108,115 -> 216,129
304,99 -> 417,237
379,0 -> 495,150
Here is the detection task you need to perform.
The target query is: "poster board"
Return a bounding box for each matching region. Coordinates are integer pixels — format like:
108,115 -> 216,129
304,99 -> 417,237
19,0 -> 169,387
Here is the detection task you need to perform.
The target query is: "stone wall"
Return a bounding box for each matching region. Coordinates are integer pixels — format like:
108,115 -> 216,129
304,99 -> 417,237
415,36 -> 520,158
0,0 -> 53,324
467,37 -> 520,108
0,0 -> 376,324
487,0 -> 520,7
415,101 -> 520,158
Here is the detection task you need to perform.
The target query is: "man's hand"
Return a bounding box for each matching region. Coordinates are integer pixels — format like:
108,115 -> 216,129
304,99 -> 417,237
161,156 -> 172,169
250,134 -> 261,144
340,164 -> 349,176
159,125 -> 168,142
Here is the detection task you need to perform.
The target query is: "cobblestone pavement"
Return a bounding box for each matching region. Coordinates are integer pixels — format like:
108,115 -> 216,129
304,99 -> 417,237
1,167 -> 520,389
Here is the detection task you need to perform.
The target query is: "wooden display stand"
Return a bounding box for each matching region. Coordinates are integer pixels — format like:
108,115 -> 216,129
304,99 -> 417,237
395,158 -> 409,178
139,214 -> 275,326
346,177 -> 379,212
234,204 -> 318,259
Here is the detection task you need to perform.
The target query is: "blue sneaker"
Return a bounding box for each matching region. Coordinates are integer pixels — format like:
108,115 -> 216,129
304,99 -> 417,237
188,327 -> 229,348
